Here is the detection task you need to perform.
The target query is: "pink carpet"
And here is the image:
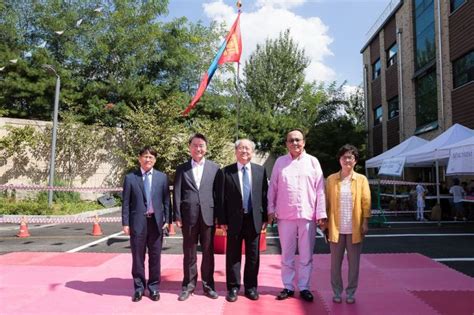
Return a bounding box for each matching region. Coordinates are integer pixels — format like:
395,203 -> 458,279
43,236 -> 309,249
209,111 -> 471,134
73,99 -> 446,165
0,253 -> 472,315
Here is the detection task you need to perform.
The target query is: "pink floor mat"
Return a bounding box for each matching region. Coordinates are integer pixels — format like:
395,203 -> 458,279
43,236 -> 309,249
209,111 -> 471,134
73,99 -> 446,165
0,252 -> 472,315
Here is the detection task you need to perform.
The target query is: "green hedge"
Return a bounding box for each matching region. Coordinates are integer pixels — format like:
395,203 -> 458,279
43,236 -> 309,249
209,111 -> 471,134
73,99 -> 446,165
0,196 -> 106,215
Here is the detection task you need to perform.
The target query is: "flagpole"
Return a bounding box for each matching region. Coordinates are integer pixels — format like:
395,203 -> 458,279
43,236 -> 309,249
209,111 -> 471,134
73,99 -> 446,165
235,0 -> 242,141
235,62 -> 241,141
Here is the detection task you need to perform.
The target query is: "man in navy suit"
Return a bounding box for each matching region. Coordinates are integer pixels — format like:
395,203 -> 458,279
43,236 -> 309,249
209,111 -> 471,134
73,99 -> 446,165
216,139 -> 268,302
122,146 -> 170,302
174,133 -> 220,301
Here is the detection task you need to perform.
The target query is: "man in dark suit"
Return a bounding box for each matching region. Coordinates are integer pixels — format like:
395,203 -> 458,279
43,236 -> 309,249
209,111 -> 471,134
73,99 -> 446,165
122,146 -> 170,302
174,133 -> 220,301
217,138 -> 268,302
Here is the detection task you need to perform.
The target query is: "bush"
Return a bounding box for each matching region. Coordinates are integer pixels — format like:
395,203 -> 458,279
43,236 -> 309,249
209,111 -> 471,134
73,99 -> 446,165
0,196 -> 105,215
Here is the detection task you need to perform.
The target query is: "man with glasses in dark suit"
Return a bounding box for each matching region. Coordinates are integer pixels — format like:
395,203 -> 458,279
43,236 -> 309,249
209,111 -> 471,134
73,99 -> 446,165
122,146 -> 171,302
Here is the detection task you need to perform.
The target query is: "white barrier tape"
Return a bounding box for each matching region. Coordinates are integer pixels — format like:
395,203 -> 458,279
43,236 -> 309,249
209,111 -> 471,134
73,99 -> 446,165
0,184 -> 122,192
0,216 -> 122,224
368,179 -> 436,186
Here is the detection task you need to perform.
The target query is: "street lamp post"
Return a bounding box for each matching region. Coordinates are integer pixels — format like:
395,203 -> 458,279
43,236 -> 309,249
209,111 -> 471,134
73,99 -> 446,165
43,65 -> 60,208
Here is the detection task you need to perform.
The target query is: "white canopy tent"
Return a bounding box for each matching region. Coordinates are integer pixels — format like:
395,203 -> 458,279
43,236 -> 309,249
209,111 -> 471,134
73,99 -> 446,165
365,136 -> 428,169
438,136 -> 474,175
399,124 -> 474,203
400,123 -> 474,166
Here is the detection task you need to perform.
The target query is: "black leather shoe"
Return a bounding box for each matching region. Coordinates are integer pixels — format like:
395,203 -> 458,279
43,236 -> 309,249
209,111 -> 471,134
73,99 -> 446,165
132,291 -> 143,302
226,288 -> 238,302
300,290 -> 314,302
178,290 -> 192,301
150,291 -> 160,301
204,289 -> 219,299
244,288 -> 259,301
276,288 -> 294,300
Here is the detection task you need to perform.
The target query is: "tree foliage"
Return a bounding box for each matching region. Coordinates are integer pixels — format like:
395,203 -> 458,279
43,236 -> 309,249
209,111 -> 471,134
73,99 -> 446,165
1,3 -> 368,186
0,0 -> 224,127
0,0 -> 238,187
306,84 -> 367,175
240,29 -> 313,154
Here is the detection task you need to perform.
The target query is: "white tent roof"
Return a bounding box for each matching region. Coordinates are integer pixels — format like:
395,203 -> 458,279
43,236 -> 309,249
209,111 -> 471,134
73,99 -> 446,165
365,136 -> 428,168
399,123 -> 474,166
438,135 -> 474,151
439,135 -> 474,175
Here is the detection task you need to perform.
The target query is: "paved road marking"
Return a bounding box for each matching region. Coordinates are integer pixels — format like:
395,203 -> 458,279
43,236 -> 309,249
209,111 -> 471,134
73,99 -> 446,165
384,220 -> 472,224
434,258 -> 474,262
365,233 -> 474,237
67,231 -> 124,253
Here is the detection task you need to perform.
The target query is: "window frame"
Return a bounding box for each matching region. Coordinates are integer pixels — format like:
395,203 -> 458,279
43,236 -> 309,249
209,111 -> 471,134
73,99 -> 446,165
372,59 -> 381,80
453,50 -> 474,89
374,105 -> 383,126
413,0 -> 436,70
388,96 -> 399,120
414,68 -> 438,132
450,0 -> 466,13
386,43 -> 398,68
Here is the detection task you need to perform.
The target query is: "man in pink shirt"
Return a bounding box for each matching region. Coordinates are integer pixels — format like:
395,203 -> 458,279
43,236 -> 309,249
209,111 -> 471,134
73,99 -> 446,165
268,129 -> 327,302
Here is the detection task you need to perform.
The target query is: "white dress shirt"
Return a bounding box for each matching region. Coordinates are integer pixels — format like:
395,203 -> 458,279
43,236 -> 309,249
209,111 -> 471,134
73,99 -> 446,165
237,162 -> 252,203
191,158 -> 205,189
141,168 -> 154,214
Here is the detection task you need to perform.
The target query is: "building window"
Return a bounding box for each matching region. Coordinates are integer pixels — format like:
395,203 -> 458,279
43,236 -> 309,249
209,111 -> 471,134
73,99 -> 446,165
374,106 -> 382,126
451,0 -> 466,12
372,59 -> 381,80
413,0 -> 436,70
387,43 -> 398,67
415,69 -> 438,130
453,51 -> 473,88
388,96 -> 399,119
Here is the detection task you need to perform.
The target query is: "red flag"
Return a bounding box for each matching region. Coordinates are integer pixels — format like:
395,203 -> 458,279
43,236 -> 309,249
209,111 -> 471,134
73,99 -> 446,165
183,13 -> 242,116
218,14 -> 242,64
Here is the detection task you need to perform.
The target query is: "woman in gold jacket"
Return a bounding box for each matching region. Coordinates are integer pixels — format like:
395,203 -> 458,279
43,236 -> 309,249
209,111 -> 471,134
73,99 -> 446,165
326,144 -> 371,304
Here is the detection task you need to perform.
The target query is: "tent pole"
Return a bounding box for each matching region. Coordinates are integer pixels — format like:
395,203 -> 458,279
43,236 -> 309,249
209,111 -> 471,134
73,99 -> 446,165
436,160 -> 440,204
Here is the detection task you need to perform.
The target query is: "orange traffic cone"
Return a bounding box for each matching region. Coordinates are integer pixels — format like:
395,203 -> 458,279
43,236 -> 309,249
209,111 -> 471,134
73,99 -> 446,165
168,222 -> 176,235
17,217 -> 30,238
91,215 -> 103,236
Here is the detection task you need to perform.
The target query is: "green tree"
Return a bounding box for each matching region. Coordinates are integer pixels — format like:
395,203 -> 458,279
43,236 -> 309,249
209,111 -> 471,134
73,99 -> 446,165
240,30 -> 314,154
0,0 -> 225,127
306,84 -> 367,175
117,93 -> 234,180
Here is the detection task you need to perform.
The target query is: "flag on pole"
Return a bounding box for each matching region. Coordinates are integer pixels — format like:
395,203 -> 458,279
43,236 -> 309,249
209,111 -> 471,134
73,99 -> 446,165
183,12 -> 242,116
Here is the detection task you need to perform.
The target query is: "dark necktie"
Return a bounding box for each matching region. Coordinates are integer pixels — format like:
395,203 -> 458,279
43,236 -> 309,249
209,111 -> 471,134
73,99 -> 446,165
242,166 -> 252,213
144,171 -> 152,212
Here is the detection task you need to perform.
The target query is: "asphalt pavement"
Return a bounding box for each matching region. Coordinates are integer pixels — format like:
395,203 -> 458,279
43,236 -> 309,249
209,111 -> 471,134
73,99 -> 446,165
1,210 -> 473,277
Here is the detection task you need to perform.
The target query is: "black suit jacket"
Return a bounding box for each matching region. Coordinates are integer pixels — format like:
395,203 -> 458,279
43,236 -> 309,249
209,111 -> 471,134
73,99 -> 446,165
122,169 -> 171,234
173,159 -> 220,227
217,163 -> 268,236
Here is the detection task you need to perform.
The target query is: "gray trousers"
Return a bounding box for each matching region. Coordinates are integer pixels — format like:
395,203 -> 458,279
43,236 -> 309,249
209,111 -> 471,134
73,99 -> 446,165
330,234 -> 362,297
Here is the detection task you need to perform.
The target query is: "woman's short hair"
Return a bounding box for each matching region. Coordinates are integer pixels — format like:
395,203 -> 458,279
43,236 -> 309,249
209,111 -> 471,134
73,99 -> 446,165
336,144 -> 359,162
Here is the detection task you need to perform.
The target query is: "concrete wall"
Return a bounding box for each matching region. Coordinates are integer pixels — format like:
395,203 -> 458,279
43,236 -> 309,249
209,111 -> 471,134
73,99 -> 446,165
0,117 -> 125,200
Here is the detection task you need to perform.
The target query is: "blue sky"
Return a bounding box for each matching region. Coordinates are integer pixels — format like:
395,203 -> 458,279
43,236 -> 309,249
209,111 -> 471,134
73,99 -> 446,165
166,0 -> 390,88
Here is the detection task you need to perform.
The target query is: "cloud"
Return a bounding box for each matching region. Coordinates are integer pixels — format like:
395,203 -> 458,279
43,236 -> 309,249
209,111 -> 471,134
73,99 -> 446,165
203,0 -> 335,82
255,0 -> 307,9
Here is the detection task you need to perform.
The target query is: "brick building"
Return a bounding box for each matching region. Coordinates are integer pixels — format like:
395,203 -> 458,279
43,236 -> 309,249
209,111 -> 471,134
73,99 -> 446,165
361,0 -> 473,158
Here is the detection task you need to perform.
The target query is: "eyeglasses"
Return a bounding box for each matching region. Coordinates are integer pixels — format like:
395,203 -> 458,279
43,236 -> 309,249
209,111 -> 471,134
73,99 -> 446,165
341,155 -> 355,161
191,144 -> 206,149
287,138 -> 302,143
237,146 -> 252,152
